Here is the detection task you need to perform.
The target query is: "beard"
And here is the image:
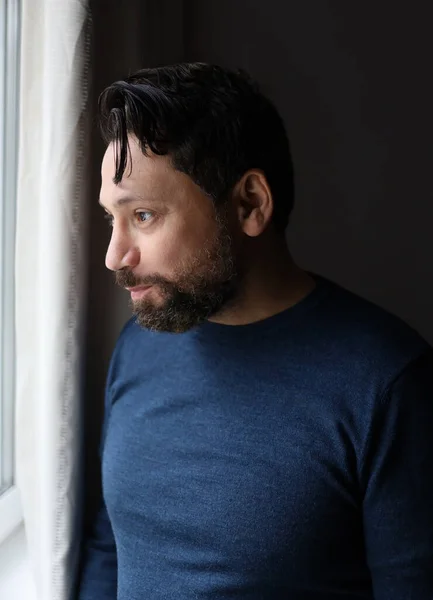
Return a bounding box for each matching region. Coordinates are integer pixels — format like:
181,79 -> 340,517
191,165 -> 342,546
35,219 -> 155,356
115,212 -> 241,333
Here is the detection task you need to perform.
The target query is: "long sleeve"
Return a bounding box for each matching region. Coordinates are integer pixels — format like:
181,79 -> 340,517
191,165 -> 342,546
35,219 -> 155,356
77,390 -> 118,600
362,350 -> 433,599
77,329 -> 128,599
77,496 -> 117,599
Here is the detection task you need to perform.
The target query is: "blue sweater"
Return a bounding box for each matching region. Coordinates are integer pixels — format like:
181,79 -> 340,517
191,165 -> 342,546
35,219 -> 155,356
79,277 -> 433,599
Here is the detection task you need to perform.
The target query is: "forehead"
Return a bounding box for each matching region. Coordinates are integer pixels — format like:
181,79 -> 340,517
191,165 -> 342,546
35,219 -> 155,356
101,138 -> 178,198
99,137 -> 218,221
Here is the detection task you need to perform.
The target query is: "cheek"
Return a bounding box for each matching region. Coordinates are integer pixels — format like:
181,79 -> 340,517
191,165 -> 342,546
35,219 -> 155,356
138,217 -> 215,275
137,237 -> 177,275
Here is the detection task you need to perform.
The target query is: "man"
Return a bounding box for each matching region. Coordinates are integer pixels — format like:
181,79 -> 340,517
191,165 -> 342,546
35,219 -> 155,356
79,63 -> 433,599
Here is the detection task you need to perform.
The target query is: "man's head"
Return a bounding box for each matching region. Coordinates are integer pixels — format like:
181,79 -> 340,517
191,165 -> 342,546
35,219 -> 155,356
98,63 -> 294,333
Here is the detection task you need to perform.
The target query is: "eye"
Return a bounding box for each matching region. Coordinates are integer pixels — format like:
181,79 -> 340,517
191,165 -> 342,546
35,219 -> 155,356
104,213 -> 114,227
135,211 -> 153,224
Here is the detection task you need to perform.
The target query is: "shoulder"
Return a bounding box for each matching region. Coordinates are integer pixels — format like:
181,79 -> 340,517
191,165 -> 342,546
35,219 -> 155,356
106,317 -> 152,382
313,277 -> 431,390
113,315 -> 156,352
307,279 -> 433,478
107,316 -> 183,380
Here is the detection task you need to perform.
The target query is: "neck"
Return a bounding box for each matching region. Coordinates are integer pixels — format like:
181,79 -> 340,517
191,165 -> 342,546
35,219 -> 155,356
209,235 -> 316,326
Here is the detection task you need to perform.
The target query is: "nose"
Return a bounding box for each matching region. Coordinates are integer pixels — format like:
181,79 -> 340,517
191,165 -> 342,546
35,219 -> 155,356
105,226 -> 140,272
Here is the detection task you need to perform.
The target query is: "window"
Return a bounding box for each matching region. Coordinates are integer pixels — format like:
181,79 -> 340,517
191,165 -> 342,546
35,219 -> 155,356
0,0 -> 21,545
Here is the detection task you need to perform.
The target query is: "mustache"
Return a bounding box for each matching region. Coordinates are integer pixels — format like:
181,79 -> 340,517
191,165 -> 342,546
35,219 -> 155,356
115,269 -> 169,289
116,270 -> 141,288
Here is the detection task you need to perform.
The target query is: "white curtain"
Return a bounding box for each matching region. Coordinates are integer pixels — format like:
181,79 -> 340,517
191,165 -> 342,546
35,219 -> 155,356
15,1 -> 91,599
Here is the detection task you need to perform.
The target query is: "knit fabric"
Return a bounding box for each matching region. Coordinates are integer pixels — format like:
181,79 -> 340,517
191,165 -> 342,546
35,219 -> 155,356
79,277 -> 433,599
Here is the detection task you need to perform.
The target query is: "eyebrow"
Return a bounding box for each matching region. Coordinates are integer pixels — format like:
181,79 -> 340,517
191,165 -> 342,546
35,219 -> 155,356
98,195 -> 143,210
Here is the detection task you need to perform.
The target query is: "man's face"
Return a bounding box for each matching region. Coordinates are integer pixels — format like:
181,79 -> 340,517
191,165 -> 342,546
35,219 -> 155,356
99,138 -> 242,333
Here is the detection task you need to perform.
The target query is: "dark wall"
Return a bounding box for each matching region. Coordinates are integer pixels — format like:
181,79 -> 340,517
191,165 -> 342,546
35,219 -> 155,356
184,1 -> 433,343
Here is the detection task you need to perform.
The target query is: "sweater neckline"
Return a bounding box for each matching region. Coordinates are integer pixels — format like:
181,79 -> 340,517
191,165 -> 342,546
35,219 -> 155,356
193,273 -> 331,342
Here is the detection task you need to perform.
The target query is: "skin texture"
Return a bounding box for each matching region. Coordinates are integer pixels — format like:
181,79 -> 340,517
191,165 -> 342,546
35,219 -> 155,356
99,136 -> 316,333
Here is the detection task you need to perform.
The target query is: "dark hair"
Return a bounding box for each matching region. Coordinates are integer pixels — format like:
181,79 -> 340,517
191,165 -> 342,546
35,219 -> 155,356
98,62 -> 294,234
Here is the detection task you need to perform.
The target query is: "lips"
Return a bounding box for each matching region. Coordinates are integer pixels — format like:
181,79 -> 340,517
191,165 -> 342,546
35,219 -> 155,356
126,286 -> 153,300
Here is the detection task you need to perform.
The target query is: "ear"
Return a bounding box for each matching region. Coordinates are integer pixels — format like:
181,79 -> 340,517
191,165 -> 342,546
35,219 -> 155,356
233,169 -> 274,237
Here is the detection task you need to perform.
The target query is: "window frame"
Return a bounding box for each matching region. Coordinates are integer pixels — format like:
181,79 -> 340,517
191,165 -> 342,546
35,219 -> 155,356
0,0 -> 21,546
